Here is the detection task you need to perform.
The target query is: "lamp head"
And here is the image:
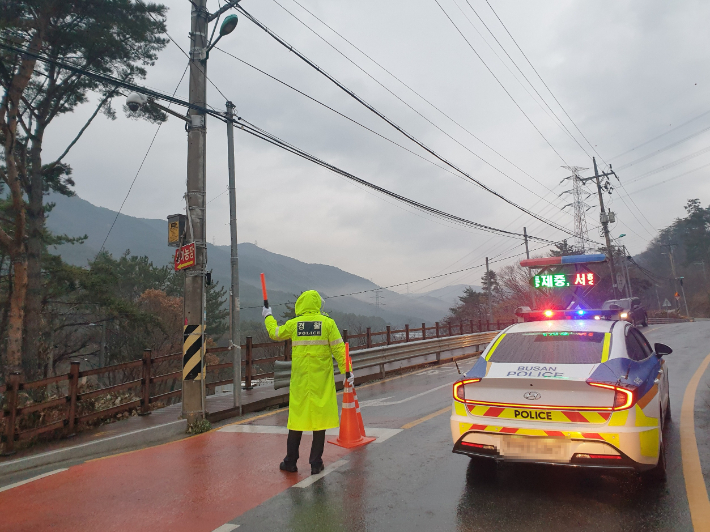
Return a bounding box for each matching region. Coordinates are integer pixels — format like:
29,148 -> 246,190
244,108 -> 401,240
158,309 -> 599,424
220,14 -> 238,36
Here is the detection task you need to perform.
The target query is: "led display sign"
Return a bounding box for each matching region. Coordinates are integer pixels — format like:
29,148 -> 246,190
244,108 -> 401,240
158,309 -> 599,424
531,272 -> 597,289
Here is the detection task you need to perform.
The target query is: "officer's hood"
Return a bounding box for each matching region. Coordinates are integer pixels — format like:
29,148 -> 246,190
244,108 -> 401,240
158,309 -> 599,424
295,290 -> 322,316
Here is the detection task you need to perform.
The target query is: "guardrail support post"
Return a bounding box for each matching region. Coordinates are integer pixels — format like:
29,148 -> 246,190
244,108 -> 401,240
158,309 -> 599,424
405,324 -> 409,343
435,322 -> 440,338
386,326 -> 391,345
422,323 -> 426,340
66,360 -> 80,437
379,364 -> 385,379
245,337 -> 253,390
366,327 -> 372,349
139,349 -> 152,416
1,372 -> 21,456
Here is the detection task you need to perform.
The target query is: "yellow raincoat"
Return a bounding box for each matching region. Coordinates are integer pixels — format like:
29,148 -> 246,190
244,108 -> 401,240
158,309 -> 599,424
265,290 -> 348,431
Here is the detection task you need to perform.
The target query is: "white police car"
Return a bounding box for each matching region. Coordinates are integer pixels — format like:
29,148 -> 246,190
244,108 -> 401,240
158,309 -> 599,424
450,309 -> 672,480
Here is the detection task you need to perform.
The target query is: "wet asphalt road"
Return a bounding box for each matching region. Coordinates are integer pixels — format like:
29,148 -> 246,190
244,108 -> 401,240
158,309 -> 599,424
225,322 -> 710,532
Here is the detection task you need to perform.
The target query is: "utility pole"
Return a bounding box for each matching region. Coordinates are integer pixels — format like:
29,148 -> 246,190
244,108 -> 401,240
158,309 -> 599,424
679,277 -> 690,317
226,101 -> 241,413
662,243 -> 679,311
523,227 -> 536,309
183,0 -> 209,423
485,257 -> 492,322
580,158 -> 618,299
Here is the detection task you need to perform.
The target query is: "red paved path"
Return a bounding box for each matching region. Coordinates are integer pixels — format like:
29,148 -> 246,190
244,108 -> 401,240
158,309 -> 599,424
0,429 -> 351,532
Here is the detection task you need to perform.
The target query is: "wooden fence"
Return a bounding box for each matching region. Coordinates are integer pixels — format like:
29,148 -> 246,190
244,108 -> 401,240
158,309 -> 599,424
1,318 -> 515,454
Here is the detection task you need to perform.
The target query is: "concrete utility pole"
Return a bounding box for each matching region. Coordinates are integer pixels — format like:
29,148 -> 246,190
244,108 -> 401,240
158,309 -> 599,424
226,101 -> 242,413
523,227 -> 536,309
583,158 -> 619,299
183,0 -> 209,423
662,243 -> 679,311
485,257 -> 492,322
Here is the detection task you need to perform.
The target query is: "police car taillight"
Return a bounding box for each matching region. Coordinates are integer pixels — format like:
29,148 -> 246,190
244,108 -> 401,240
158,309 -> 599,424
587,382 -> 635,410
453,378 -> 481,403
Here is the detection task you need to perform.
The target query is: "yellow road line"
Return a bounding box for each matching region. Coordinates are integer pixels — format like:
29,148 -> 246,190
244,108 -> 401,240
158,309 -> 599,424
681,352 -> 710,532
401,406 -> 450,430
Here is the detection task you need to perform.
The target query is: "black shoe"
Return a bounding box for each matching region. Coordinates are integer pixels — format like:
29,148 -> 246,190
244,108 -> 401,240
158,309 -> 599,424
280,461 -> 298,473
311,463 -> 325,475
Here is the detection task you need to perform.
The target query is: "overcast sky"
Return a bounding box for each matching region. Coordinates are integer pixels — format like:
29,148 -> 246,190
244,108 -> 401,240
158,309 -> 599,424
43,0 -> 710,293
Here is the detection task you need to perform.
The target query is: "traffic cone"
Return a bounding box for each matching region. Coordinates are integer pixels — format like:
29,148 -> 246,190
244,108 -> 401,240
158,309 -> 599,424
329,343 -> 375,448
329,381 -> 375,448
352,386 -> 366,438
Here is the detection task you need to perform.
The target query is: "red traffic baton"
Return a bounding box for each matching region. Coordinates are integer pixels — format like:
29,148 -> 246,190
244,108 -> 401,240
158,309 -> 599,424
260,273 -> 269,308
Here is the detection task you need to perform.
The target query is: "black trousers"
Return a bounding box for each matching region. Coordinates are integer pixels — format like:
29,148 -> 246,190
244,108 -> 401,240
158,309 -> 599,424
284,429 -> 326,466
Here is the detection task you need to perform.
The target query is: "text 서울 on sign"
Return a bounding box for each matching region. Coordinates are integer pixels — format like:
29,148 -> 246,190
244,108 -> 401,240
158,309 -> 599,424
174,243 -> 196,271
531,272 -> 597,289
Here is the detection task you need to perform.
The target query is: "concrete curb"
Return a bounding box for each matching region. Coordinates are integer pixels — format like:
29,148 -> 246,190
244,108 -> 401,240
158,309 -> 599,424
0,419 -> 187,475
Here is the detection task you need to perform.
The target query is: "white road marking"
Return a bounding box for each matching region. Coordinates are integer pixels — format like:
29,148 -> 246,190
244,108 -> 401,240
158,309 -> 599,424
218,425 -> 402,443
0,468 -> 68,493
293,459 -> 348,489
358,382 -> 451,407
212,524 -> 240,532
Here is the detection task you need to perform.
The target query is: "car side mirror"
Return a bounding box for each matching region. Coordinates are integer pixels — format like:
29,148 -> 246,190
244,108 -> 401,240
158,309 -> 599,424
655,343 -> 672,357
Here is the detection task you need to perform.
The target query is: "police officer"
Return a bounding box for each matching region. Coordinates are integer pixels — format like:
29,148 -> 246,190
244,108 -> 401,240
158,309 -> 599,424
263,290 -> 353,474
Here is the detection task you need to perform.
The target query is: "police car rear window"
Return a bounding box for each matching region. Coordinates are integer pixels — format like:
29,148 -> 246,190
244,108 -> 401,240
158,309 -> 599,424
488,332 -> 606,364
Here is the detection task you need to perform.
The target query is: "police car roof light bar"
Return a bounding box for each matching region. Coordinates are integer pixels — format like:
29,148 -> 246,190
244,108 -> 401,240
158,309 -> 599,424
514,308 -> 621,322
520,253 -> 607,268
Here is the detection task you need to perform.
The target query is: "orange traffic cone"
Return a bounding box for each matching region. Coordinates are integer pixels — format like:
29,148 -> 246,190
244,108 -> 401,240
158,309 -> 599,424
329,343 -> 375,448
329,381 -> 375,448
352,386 -> 366,438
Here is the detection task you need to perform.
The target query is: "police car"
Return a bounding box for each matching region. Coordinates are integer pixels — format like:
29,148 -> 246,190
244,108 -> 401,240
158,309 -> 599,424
450,308 -> 672,480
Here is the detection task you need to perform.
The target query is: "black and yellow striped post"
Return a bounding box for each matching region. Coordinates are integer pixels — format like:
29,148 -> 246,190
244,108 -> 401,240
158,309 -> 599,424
183,324 -> 205,381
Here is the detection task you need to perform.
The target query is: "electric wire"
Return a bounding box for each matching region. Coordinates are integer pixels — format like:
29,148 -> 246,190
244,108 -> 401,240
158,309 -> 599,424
431,0 -> 569,165
214,46 -> 569,215
98,62 -> 190,254
236,4 -> 580,239
283,0 -> 572,207
615,124 -> 710,170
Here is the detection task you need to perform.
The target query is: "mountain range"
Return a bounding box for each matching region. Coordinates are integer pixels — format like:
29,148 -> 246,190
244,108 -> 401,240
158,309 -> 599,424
46,193 -> 478,324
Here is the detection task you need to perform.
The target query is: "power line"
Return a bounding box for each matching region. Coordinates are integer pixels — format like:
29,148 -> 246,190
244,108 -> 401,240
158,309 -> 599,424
215,46 -> 569,216
431,0 -> 569,165
610,108 -> 710,161
236,4 -> 578,239
98,62 -> 190,254
482,0 -> 604,164
615,124 -> 710,170
283,0 -> 572,208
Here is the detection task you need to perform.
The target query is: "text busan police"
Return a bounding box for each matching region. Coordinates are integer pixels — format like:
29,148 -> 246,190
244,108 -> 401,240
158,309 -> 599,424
507,366 -> 564,378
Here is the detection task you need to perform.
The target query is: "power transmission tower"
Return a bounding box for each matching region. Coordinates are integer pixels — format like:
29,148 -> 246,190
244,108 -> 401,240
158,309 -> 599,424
560,166 -> 591,253
374,289 -> 385,312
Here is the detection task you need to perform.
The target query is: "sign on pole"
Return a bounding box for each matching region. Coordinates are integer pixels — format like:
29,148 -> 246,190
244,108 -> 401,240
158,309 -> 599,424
174,243 -> 196,271
616,273 -> 626,292
662,298 -> 672,308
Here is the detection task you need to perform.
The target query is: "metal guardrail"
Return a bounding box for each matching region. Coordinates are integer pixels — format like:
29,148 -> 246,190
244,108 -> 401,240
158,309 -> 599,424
274,330 -> 501,389
647,317 -> 695,324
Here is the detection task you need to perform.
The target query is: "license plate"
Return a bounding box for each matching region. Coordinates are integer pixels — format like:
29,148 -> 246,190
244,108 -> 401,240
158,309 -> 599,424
501,437 -> 569,460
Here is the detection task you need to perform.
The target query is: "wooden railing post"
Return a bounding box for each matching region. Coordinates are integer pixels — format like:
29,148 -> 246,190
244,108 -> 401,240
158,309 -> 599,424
405,324 -> 409,343
478,319 -> 482,332
486,320 -> 490,331
139,349 -> 152,416
366,327 -> 372,349
448,322 -> 452,337
497,319 -> 501,330
459,321 -> 464,335
470,320 -> 474,334
66,361 -> 81,437
436,322 -> 440,338
422,323 -> 426,340
245,337 -> 253,390
1,372 -> 21,456
386,325 -> 391,345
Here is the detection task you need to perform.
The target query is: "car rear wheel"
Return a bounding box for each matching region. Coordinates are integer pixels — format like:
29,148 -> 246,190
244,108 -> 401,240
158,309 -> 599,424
643,413 -> 667,482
